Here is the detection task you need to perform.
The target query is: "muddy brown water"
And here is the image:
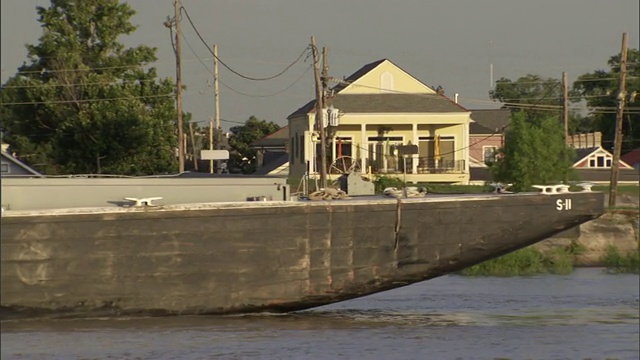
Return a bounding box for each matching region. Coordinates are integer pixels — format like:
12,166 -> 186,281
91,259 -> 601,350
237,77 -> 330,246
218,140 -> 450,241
1,268 -> 638,360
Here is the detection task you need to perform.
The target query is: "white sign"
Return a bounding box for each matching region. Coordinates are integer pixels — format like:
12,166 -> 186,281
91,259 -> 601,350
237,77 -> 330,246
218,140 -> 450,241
556,199 -> 572,211
201,150 -> 230,160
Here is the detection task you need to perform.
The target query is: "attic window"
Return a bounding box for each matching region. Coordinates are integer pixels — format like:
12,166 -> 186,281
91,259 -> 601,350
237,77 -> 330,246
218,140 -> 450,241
1,163 -> 8,173
380,72 -> 394,93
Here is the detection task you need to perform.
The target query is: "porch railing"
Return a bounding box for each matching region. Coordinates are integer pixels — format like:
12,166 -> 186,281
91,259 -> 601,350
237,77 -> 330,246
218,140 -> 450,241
368,157 -> 466,175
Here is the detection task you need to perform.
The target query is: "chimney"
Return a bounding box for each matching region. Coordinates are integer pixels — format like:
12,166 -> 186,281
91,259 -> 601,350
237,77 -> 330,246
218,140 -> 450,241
454,93 -> 459,104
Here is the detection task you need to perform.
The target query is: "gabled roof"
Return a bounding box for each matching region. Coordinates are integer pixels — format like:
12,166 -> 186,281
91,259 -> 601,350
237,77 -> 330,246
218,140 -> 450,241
288,93 -> 466,119
469,109 -> 511,134
252,126 -> 289,148
574,147 -> 600,162
330,59 -> 387,93
621,148 -> 640,166
573,146 -> 633,168
469,122 -> 495,135
288,58 -> 465,119
1,151 -> 43,176
253,153 -> 289,176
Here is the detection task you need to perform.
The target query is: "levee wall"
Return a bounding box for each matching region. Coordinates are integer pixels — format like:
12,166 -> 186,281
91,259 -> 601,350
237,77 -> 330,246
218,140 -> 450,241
0,177 -> 289,211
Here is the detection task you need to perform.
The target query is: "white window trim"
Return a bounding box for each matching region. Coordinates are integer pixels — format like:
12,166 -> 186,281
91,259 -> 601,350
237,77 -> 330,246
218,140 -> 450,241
482,145 -> 498,163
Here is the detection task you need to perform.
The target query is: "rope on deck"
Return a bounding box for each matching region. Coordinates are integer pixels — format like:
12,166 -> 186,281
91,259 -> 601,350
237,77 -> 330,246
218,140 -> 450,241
307,188 -> 350,201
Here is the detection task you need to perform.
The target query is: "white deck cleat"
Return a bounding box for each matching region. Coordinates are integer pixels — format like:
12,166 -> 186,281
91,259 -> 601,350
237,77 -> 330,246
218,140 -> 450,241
490,182 -> 514,194
532,185 -> 569,195
124,197 -> 163,207
577,182 -> 595,192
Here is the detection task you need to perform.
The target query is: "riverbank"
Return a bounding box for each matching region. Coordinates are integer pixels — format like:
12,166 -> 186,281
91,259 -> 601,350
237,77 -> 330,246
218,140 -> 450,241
532,190 -> 638,270
535,210 -> 639,267
462,193 -> 639,276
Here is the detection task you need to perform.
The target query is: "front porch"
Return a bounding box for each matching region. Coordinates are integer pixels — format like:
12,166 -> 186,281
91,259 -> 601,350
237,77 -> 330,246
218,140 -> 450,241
315,155 -> 468,185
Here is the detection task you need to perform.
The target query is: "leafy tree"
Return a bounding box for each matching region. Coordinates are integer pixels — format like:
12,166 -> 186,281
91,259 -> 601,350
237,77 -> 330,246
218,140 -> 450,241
572,48 -> 640,154
490,74 -> 564,122
0,0 -> 178,175
227,116 -> 280,174
491,112 -> 574,191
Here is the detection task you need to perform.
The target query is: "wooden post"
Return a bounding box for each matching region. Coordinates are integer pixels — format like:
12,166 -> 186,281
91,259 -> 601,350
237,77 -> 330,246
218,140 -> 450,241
562,71 -> 569,143
189,122 -> 198,171
609,32 -> 628,208
209,117 -> 214,173
311,37 -> 327,189
214,44 -> 221,174
174,0 -> 185,173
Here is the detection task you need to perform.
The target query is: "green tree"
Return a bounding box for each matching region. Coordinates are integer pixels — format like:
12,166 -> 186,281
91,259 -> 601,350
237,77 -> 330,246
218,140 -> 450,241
490,74 -> 564,122
0,0 -> 178,175
491,112 -> 574,191
227,116 -> 280,174
572,48 -> 640,154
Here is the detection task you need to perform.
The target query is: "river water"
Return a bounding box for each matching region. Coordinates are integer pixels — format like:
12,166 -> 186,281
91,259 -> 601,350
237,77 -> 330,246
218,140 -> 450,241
1,268 -> 638,360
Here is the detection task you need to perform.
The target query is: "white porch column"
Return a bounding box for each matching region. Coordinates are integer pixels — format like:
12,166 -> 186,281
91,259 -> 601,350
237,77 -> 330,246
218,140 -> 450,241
412,122 -> 419,174
360,123 -> 367,172
463,116 -> 470,174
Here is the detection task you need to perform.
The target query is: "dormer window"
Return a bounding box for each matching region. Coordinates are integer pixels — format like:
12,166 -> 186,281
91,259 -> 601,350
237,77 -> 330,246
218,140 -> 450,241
381,72 -> 394,93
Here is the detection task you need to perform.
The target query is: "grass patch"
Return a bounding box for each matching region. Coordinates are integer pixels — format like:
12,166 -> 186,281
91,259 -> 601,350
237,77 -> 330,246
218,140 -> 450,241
593,185 -> 639,197
423,184 -> 493,194
600,245 -> 640,274
372,175 -> 406,194
459,247 -> 575,277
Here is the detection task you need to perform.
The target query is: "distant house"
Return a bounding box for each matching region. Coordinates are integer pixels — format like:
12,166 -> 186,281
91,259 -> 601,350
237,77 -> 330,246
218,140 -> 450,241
469,129 -> 638,184
572,146 -> 632,170
468,109 -> 511,167
621,148 -> 640,169
252,126 -> 289,176
1,150 -> 43,177
287,58 -> 471,184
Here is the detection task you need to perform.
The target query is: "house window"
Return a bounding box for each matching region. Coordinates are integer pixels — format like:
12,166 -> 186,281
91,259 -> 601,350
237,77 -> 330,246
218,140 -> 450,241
418,136 -> 455,164
587,154 -> 612,168
335,137 -> 352,158
380,72 -> 394,93
299,135 -> 304,164
483,146 -> 498,164
367,136 -> 404,171
290,137 -> 296,160
1,163 -> 8,173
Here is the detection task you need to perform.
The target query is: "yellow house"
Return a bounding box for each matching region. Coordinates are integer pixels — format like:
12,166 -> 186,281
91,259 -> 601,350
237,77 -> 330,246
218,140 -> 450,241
287,59 -> 471,185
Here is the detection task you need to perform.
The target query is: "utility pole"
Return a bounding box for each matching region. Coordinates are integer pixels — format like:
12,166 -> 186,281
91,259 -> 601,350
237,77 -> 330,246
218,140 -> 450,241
322,46 -> 331,184
609,32 -> 629,208
311,36 -> 327,189
214,44 -> 221,174
562,71 -> 569,143
174,0 -> 185,173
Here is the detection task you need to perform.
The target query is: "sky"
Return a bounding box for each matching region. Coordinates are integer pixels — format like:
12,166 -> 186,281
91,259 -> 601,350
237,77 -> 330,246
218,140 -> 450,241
1,0 -> 639,130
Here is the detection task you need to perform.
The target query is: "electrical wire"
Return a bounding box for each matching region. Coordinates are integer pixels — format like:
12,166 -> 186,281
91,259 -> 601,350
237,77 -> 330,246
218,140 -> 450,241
180,29 -> 313,99
0,93 -> 174,106
179,5 -> 310,81
1,78 -> 161,89
219,65 -> 312,98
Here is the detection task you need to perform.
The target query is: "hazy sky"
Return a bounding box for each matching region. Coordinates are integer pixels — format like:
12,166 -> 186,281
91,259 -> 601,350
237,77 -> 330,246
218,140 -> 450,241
2,0 -> 639,129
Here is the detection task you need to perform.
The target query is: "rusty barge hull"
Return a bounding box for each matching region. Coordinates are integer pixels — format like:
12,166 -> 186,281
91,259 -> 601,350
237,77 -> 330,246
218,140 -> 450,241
0,192 -> 604,319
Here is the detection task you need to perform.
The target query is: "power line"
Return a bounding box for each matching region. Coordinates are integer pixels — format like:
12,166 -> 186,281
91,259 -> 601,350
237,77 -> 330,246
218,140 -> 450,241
179,5 -> 310,81
0,93 -> 174,106
180,29 -> 313,98
10,63 -> 152,75
219,65 -> 312,98
1,78 -> 161,89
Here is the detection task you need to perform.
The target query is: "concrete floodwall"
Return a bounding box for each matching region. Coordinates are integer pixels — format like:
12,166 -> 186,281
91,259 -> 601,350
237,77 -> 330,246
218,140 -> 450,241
0,176 -> 289,211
